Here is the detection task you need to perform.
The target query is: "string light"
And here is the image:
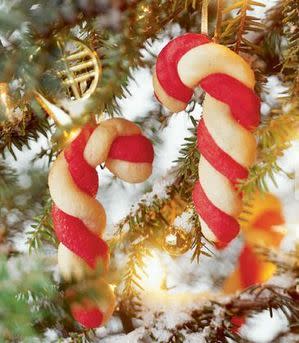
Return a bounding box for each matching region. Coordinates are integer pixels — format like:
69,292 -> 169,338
138,251 -> 165,291
137,3 -> 151,20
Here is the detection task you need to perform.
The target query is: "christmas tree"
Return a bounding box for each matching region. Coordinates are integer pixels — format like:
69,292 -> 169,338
0,0 -> 298,342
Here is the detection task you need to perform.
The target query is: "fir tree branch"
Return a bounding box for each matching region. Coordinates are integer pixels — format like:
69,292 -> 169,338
1,166 -> 49,241
0,161 -> 18,204
220,0 -> 265,53
0,0 -> 194,157
164,283 -> 299,343
213,0 -> 224,43
26,197 -> 58,253
0,109 -> 50,159
0,255 -> 57,341
239,103 -> 299,197
120,240 -> 152,315
281,0 -> 299,98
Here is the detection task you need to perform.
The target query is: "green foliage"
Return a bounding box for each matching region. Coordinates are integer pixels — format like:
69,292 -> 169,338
238,0 -> 299,199
239,104 -> 298,197
113,117 -> 208,309
0,110 -> 50,159
220,0 -> 265,53
1,164 -> 50,241
0,255 -> 56,342
0,161 -> 17,204
121,241 -> 152,315
175,115 -> 200,200
165,282 -> 299,343
0,0 -> 298,339
0,0 -> 194,157
281,0 -> 299,98
27,197 -> 58,253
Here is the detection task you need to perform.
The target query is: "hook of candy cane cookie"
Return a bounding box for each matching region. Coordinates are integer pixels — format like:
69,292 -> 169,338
48,118 -> 154,327
153,33 -> 260,246
84,118 -> 154,183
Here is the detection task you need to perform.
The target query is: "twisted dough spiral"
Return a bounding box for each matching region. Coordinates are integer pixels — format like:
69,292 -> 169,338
48,118 -> 154,328
153,33 -> 260,246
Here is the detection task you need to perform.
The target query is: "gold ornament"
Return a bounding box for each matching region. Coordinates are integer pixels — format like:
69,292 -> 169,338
34,38 -> 102,144
163,226 -> 192,256
56,39 -> 101,101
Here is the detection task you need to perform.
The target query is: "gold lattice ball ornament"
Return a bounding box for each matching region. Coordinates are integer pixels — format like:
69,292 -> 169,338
56,39 -> 101,101
163,226 -> 192,256
35,39 -> 101,130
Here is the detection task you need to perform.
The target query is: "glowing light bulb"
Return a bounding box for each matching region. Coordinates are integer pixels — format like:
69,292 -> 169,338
139,252 -> 165,291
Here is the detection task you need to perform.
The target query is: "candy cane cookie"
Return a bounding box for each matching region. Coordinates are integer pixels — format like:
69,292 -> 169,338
153,33 -> 260,246
49,118 -> 154,327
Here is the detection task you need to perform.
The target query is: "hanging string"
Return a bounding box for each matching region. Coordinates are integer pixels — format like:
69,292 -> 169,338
201,0 -> 210,36
213,0 -> 223,43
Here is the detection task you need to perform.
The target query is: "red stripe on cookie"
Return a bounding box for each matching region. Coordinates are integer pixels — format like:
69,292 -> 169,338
64,125 -> 98,197
52,205 -> 109,269
197,120 -> 248,183
156,33 -> 210,103
108,135 -> 154,163
71,305 -> 104,329
192,181 -> 240,244
239,244 -> 260,288
200,74 -> 260,130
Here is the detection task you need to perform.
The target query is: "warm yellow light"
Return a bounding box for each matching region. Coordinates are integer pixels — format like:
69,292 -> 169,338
0,83 -> 14,119
35,92 -> 72,126
62,128 -> 81,145
165,233 -> 177,246
138,252 -> 165,291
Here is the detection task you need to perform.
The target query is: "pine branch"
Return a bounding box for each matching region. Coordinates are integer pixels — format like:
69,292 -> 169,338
0,0 -> 194,157
239,103 -> 299,197
1,166 -> 49,245
259,2 -> 284,69
0,255 -> 57,341
0,109 -> 50,159
239,3 -> 299,200
26,197 -> 58,253
0,161 -> 18,204
175,115 -> 200,201
120,240 -> 152,315
220,0 -> 265,53
113,118 -> 209,309
281,0 -> 299,98
165,283 -> 299,343
256,244 -> 299,277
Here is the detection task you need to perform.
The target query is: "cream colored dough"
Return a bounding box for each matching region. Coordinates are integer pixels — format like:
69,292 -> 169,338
203,95 -> 257,168
152,70 -> 187,113
200,217 -> 217,242
199,157 -> 242,217
58,243 -> 94,281
106,159 -> 152,183
177,43 -> 255,89
49,117 -> 153,282
84,118 -> 141,167
153,41 -> 258,243
48,153 -> 106,236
